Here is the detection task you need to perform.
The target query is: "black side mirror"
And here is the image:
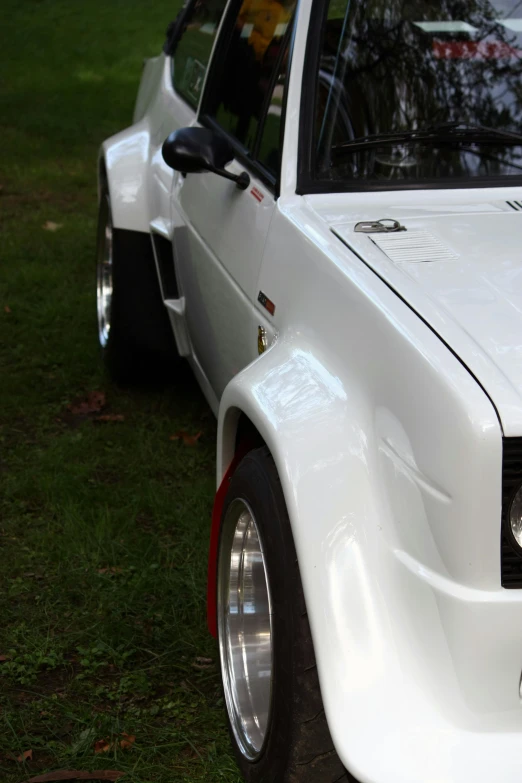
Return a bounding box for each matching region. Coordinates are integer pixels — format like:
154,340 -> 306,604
162,127 -> 250,190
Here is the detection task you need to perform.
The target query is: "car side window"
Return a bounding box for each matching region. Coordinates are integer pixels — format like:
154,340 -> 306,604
171,0 -> 229,109
255,32 -> 292,178
205,0 -> 296,157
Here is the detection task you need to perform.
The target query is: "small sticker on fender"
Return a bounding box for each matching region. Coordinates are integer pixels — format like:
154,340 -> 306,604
251,187 -> 264,203
258,291 -> 275,315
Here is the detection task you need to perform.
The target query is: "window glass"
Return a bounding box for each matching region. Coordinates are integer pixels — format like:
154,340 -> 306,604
172,0 -> 228,108
313,0 -> 522,184
255,37 -> 291,176
209,0 -> 296,152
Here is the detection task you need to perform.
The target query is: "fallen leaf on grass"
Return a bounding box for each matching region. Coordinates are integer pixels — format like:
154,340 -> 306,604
42,221 -> 63,232
68,391 -> 105,416
192,656 -> 214,670
93,732 -> 134,754
169,430 -> 202,446
21,772 -> 125,782
0,654 -> 11,662
4,305 -> 11,313
93,414 -> 124,423
119,733 -> 135,750
17,749 -> 33,762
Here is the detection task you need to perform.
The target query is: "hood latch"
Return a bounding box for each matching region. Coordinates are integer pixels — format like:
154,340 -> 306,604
354,219 -> 406,234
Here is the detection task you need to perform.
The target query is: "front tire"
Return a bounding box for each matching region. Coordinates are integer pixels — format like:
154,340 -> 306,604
96,184 -> 178,384
217,447 -> 355,782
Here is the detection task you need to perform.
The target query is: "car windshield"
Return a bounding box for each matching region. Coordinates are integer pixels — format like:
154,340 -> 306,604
313,0 -> 522,183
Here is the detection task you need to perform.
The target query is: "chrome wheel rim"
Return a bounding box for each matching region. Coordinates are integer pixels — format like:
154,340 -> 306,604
96,195 -> 113,348
218,499 -> 273,761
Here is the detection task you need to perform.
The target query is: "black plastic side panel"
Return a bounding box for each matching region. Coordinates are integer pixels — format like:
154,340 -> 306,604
151,234 -> 179,300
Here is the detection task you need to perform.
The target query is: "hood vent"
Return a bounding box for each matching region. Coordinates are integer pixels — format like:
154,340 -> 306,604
506,200 -> 522,211
369,230 -> 458,263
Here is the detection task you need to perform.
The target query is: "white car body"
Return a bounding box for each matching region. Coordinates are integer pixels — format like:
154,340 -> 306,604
99,1 -> 522,780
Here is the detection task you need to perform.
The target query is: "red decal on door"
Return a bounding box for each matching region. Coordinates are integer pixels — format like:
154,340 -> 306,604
251,186 -> 264,203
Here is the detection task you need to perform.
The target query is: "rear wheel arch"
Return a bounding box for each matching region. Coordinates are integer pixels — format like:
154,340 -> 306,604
95,174 -> 178,384
99,122 -> 152,233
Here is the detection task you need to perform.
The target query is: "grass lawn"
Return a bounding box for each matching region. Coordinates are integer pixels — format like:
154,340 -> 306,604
0,2 -> 241,780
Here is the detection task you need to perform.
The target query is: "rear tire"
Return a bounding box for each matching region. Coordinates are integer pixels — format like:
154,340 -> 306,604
217,447 -> 357,782
96,184 -> 178,385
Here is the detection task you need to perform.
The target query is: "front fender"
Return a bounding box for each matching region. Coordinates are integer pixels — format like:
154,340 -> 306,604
215,331 -> 522,783
217,338 -> 413,782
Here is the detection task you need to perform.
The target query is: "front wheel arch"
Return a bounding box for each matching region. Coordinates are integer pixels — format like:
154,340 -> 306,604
216,446 -> 355,782
207,408 -> 266,638
218,408 -> 266,486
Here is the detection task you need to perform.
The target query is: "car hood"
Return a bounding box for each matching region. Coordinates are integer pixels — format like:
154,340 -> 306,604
307,193 -> 522,435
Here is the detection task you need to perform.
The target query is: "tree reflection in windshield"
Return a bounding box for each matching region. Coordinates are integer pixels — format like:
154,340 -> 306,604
315,0 -> 522,182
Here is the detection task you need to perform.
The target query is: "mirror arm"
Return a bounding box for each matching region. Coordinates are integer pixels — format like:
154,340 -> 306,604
209,166 -> 251,191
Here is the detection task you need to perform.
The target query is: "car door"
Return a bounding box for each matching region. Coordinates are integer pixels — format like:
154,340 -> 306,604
171,2 -> 296,400
150,0 -> 230,225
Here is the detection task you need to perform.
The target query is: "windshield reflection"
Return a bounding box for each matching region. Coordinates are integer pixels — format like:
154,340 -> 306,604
315,0 -> 522,182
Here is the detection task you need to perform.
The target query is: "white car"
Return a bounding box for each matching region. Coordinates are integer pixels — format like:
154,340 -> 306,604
96,1 -> 522,781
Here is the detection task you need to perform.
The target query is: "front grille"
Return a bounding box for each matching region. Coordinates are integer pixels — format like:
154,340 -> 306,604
501,438 -> 522,588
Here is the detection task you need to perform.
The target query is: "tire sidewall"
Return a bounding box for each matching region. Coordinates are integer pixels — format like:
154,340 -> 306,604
95,182 -> 178,384
218,449 -> 298,782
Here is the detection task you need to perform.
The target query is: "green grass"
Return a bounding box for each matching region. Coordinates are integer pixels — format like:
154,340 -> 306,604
0,2 -> 240,780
